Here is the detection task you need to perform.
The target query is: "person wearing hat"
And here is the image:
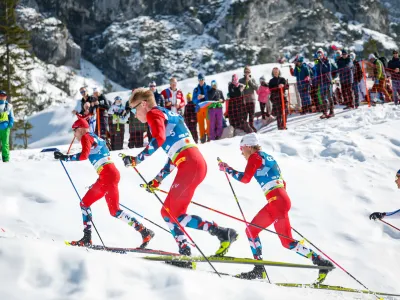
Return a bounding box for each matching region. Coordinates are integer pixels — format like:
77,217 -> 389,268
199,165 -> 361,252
122,88 -> 238,258
388,50 -> 400,105
369,170 -> 400,220
256,76 -> 271,119
107,96 -> 127,150
184,92 -> 198,143
0,90 -> 14,162
207,80 -> 225,140
54,118 -> 155,248
192,73 -> 212,143
218,133 -> 334,281
313,48 -> 333,119
369,53 -> 391,103
336,49 -> 354,110
239,66 -> 259,132
290,56 -> 312,114
92,87 -> 111,140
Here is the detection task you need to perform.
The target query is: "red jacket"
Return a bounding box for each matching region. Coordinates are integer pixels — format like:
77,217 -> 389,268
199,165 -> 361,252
161,88 -> 185,111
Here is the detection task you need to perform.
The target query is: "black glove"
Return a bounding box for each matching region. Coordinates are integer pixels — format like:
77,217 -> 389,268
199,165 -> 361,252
122,155 -> 136,167
369,212 -> 386,220
54,151 -> 70,161
145,179 -> 160,193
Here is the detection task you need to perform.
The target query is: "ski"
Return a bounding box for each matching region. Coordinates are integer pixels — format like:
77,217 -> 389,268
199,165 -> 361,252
143,255 -> 334,270
65,241 -> 180,256
275,283 -> 400,297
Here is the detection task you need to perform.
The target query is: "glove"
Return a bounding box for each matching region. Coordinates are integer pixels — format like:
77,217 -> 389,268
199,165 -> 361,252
369,212 -> 386,220
218,161 -> 230,172
54,151 -> 70,161
145,179 -> 160,193
374,79 -> 379,85
122,155 -> 136,167
304,76 -> 310,82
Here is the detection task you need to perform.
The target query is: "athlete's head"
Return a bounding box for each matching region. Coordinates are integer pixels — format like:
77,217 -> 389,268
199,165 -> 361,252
72,118 -> 89,141
395,170 -> 400,189
128,88 -> 156,123
240,133 -> 261,160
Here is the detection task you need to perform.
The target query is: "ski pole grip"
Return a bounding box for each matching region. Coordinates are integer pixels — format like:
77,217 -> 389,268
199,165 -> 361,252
217,157 -> 222,163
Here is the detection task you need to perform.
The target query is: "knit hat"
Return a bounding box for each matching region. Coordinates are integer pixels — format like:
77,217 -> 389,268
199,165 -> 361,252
317,48 -> 324,54
342,49 -> 348,55
350,52 -> 356,60
211,80 -> 217,86
198,73 -> 205,80
369,53 -> 376,60
114,96 -> 122,101
186,92 -> 192,100
232,74 -> 239,87
297,56 -> 304,63
149,81 -> 156,87
240,133 -> 260,147
259,75 -> 266,81
72,118 -> 89,129
0,90 -> 7,96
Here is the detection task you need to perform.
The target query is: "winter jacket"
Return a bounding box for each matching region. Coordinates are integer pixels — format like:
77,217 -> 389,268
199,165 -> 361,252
268,77 -> 288,93
291,63 -> 311,83
373,59 -> 385,80
80,95 -> 95,113
256,85 -> 270,103
228,83 -> 243,100
336,57 -> 354,84
192,84 -> 212,106
207,88 -> 225,108
0,100 -> 14,130
161,88 -> 185,113
313,58 -> 332,84
108,103 -> 126,116
154,90 -> 165,107
239,77 -> 258,103
388,57 -> 400,81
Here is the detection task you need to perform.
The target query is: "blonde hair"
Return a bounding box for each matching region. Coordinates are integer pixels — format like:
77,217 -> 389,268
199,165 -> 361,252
251,145 -> 261,151
129,88 -> 156,107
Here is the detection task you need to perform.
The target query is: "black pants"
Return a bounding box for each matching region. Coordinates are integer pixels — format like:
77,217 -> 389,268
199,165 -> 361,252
341,82 -> 354,107
271,93 -> 288,129
128,131 -> 145,148
187,123 -> 198,143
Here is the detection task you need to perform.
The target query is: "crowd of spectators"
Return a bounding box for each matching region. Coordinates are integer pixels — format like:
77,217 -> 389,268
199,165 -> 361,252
73,47 -> 400,151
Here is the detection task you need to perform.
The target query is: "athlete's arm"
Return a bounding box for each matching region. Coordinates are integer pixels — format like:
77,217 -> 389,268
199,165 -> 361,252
70,134 -> 94,161
227,153 -> 262,183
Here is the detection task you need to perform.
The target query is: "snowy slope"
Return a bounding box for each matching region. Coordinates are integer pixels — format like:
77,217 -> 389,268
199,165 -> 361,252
2,105 -> 400,299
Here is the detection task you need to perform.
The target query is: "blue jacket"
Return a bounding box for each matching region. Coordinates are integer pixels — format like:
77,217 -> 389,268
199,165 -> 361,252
0,100 -> 14,130
294,63 -> 311,83
192,83 -> 212,106
313,58 -> 332,84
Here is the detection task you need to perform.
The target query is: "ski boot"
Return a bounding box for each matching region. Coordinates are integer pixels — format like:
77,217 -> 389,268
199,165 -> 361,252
209,225 -> 238,256
312,255 -> 334,283
70,229 -> 92,247
235,265 -> 266,280
165,241 -> 194,269
137,225 -> 155,249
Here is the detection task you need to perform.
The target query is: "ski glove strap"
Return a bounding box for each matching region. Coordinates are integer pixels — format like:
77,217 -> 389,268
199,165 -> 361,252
122,155 -> 137,167
145,179 -> 160,193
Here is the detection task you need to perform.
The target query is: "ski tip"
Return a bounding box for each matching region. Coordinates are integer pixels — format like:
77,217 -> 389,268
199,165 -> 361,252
64,241 -> 71,246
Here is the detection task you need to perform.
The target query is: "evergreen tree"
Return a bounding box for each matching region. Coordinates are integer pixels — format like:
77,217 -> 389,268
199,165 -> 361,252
0,0 -> 33,149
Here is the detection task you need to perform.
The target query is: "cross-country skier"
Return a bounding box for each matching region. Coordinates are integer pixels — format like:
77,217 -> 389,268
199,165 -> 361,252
121,88 -> 238,257
218,133 -> 334,281
54,118 -> 154,248
369,170 -> 400,220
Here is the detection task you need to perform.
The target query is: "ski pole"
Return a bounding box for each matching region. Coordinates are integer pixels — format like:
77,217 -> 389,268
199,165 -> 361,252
139,184 -> 299,242
380,219 -> 400,232
119,154 -> 221,277
67,137 -> 75,154
119,203 -> 170,234
217,157 -> 271,283
292,227 -> 382,299
58,159 -> 107,249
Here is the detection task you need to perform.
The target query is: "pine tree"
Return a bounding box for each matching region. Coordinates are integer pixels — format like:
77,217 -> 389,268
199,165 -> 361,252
14,118 -> 32,149
0,0 -> 33,149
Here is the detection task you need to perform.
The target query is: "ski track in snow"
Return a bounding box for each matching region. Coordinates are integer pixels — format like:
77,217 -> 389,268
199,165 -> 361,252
2,104 -> 400,299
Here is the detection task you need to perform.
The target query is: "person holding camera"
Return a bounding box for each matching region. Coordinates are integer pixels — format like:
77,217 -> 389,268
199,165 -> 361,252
239,66 -> 258,132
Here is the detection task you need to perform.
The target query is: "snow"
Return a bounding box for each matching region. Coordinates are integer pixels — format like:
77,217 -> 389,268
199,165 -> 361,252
347,23 -> 398,51
2,102 -> 400,299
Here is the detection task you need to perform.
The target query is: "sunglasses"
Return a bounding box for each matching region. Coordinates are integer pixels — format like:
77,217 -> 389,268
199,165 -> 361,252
245,72 -> 251,74
150,85 -> 156,88
80,90 -> 86,95
130,101 -> 142,115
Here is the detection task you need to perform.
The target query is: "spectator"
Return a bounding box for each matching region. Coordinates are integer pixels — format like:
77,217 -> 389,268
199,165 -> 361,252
369,53 -> 391,102
256,76 -> 271,119
92,87 -> 110,139
75,101 -> 97,133
193,73 -> 212,143
313,49 -> 333,119
0,90 -> 14,162
239,66 -> 258,132
388,50 -> 400,105
149,81 -> 165,107
184,92 -> 198,143
269,67 -> 288,130
290,56 -> 312,114
108,96 -> 126,150
350,52 -> 363,108
207,80 -> 225,140
79,87 -> 94,113
125,100 -> 147,148
336,49 -> 354,109
161,77 -> 185,114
